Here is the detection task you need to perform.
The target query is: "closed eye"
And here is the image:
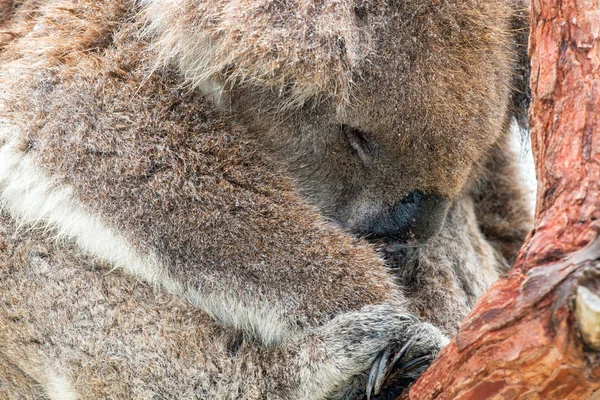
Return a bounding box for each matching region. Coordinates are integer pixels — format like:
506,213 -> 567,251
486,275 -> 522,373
341,124 -> 374,161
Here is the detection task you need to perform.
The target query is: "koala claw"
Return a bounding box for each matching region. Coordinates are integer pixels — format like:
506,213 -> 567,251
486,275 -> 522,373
366,348 -> 388,400
396,354 -> 433,372
365,334 -> 436,400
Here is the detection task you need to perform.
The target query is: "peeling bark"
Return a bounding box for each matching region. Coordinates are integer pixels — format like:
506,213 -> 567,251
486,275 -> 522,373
404,1 -> 600,398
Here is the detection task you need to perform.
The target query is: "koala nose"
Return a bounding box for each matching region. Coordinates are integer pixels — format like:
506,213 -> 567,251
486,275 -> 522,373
371,190 -> 449,246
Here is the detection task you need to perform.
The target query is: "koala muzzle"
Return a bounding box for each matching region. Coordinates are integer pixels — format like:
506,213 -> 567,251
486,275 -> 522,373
369,190 -> 449,250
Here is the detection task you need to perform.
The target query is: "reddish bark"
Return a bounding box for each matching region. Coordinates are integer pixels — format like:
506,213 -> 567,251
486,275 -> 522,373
404,1 -> 600,399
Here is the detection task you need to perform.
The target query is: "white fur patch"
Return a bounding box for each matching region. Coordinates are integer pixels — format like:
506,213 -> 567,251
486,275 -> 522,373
510,118 -> 537,213
44,371 -> 78,400
186,291 -> 291,346
195,78 -> 229,109
0,123 -> 180,294
0,122 -> 291,346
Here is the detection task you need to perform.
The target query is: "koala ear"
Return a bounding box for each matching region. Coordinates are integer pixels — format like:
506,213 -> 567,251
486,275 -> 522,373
142,0 -> 367,108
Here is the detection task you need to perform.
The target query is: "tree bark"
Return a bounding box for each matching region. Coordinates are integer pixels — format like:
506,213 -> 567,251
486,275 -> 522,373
404,1 -> 600,398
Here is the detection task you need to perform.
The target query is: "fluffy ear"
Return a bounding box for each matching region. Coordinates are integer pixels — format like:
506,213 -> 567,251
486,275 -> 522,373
141,0 -> 372,107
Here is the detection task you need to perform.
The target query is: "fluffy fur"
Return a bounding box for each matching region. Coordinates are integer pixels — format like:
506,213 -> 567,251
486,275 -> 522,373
147,0 -> 528,237
0,0 -> 532,398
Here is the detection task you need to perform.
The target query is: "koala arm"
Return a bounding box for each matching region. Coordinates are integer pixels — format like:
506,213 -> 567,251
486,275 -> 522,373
0,124 -> 447,398
0,210 -> 446,400
471,132 -> 534,269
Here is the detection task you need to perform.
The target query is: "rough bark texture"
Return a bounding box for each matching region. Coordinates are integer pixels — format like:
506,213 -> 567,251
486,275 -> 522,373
403,1 -> 600,399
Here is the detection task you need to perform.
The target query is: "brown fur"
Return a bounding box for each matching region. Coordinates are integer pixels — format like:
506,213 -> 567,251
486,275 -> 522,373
0,212 -> 302,399
0,352 -> 47,400
169,0 -> 519,223
0,0 -> 532,398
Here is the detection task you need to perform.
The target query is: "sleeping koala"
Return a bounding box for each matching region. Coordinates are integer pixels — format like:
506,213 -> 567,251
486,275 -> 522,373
0,0 -> 531,399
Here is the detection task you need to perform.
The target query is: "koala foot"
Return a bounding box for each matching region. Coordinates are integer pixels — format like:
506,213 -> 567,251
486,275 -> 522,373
292,305 -> 448,400
364,321 -> 447,400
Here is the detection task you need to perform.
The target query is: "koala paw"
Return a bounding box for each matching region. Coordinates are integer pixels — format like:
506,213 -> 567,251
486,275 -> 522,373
365,321 -> 448,400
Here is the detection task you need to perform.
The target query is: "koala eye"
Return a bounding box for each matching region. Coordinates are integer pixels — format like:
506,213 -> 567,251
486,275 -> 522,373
341,124 -> 374,161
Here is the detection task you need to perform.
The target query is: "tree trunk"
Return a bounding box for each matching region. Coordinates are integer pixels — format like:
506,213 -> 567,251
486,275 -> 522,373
404,1 -> 600,398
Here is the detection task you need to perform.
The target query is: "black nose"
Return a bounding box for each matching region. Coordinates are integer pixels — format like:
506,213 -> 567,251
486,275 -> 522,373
370,190 -> 449,246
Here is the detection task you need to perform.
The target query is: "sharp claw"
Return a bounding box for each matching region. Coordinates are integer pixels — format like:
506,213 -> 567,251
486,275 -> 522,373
397,354 -> 433,373
373,347 -> 391,396
382,336 -> 416,383
366,331 -> 434,399
366,353 -> 380,400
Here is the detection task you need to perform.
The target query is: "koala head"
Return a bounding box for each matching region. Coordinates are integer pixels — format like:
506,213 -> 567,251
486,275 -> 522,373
146,0 -> 518,249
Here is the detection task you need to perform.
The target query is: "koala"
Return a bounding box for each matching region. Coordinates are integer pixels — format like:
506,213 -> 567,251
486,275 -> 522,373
0,0 -> 532,399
